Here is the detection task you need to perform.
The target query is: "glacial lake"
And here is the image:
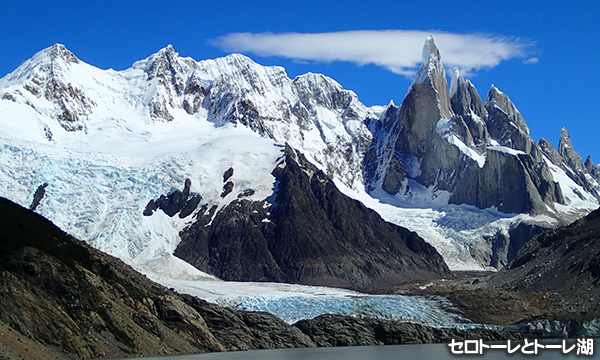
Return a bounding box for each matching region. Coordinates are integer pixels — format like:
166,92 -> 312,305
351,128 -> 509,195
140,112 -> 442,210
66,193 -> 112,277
116,340 -> 598,360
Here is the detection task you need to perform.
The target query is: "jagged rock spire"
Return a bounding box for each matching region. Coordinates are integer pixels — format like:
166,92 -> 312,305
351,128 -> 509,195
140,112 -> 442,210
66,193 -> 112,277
449,67 -> 487,120
485,85 -> 529,135
413,36 -> 451,119
559,127 -> 586,173
407,35 -> 453,125
449,67 -> 490,150
558,127 -> 573,152
484,85 -> 538,156
415,36 -> 444,82
422,35 -> 442,67
585,156 -> 595,173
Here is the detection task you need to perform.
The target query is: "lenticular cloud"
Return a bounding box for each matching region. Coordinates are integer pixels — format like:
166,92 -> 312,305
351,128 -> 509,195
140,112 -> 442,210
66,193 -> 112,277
211,30 -> 532,78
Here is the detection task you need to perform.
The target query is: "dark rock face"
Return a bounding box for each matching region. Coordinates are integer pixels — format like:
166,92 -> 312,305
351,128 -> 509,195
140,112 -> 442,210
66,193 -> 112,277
220,180 -> 234,198
558,127 -> 586,173
184,296 -> 315,350
449,147 -> 563,214
238,188 -> 255,198
175,144 -> 449,288
143,178 -> 201,218
448,83 -> 565,214
484,87 -> 533,155
485,221 -> 555,268
486,207 -> 600,314
294,314 -> 522,346
450,71 -> 490,150
223,167 -> 234,182
29,182 -> 48,211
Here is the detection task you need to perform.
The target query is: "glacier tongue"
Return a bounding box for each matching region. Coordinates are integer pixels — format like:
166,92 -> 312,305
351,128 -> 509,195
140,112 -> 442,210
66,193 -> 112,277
218,293 -> 466,326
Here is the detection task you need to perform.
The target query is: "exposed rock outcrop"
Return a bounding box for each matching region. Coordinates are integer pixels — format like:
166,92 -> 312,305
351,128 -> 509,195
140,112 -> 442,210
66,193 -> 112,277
294,314 -> 522,346
175,144 -> 449,288
484,221 -> 555,268
3,44 -> 97,131
0,197 -> 223,358
449,67 -> 490,151
223,167 -> 234,182
143,178 -> 201,218
29,182 -> 48,211
184,296 -> 316,350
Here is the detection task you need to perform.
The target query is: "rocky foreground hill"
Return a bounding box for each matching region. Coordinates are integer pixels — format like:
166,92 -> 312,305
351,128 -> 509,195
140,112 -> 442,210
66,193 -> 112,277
486,206 -> 600,316
0,197 -> 522,359
390,206 -> 600,337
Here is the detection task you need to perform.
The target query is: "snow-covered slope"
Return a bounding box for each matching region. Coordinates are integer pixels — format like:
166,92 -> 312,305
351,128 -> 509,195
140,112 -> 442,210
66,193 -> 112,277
0,41 -> 598,285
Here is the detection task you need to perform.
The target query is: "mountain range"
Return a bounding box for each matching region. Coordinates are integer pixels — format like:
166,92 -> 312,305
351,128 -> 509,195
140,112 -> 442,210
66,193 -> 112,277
1,35 -> 600,359
0,36 -> 598,288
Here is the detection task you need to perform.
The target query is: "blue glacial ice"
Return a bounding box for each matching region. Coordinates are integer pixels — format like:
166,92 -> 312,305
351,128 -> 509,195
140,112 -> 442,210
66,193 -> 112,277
215,294 -> 467,326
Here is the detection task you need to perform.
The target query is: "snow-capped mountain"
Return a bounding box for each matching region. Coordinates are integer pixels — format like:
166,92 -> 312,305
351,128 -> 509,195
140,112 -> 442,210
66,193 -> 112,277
0,44 -> 372,189
0,38 -> 598,286
365,36 -> 598,217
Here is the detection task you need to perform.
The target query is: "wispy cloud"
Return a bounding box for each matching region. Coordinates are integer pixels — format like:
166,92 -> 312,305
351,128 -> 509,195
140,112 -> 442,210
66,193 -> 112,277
523,57 -> 539,65
211,30 -> 533,78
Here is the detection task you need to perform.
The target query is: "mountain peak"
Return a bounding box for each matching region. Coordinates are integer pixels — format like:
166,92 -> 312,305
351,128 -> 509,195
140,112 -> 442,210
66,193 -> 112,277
558,127 -> 587,174
414,35 -> 446,85
485,85 -> 529,136
449,67 -> 489,148
48,43 -> 80,64
559,127 -> 574,155
422,35 -> 441,65
558,127 -> 573,152
132,45 -> 183,76
0,43 -> 80,85
585,156 -> 595,172
560,126 -> 570,139
157,44 -> 177,57
488,85 -> 503,97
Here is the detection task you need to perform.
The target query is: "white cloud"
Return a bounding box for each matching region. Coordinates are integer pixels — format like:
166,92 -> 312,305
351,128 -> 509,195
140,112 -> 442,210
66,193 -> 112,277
211,30 -> 533,78
523,57 -> 539,64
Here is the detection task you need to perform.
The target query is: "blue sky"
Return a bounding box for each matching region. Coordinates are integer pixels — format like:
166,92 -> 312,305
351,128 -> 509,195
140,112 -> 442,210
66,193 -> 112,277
1,0 -> 598,164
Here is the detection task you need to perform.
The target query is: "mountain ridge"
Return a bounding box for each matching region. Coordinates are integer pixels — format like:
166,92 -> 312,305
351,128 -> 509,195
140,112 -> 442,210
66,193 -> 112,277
366,37 -> 594,217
